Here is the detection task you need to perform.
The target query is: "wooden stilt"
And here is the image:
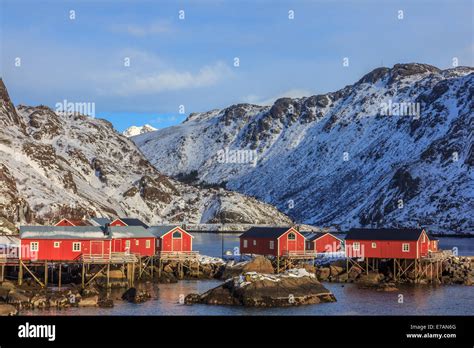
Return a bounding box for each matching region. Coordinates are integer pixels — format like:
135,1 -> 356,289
81,263 -> 85,289
18,260 -> 23,286
106,263 -> 110,289
366,258 -> 369,275
151,257 -> 154,278
44,261 -> 48,286
1,265 -> 4,282
58,264 -> 62,290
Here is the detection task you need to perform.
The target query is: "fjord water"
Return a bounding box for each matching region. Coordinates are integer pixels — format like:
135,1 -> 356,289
22,234 -> 474,316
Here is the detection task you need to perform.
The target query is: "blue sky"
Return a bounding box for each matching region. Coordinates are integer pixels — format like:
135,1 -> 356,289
1,0 -> 473,132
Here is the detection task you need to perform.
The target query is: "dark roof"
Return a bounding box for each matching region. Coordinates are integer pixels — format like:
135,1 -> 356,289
302,232 -> 332,241
116,218 -> 149,229
345,228 -> 425,241
89,217 -> 111,227
240,227 -> 294,239
148,225 -> 192,238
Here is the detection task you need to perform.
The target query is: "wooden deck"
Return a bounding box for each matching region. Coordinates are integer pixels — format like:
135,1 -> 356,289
284,250 -> 318,259
82,252 -> 138,264
156,251 -> 200,261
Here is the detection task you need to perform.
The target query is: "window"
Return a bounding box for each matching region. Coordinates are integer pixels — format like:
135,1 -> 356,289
243,239 -> 248,248
30,242 -> 39,252
269,241 -> 274,250
371,242 -> 376,248
288,232 -> 296,240
421,234 -> 425,242
157,239 -> 160,247
172,231 -> 182,239
135,240 -> 139,246
125,240 -> 130,249
146,240 -> 151,248
253,240 -> 257,246
353,242 -> 360,251
54,241 -> 60,248
402,243 -> 410,252
72,242 -> 81,252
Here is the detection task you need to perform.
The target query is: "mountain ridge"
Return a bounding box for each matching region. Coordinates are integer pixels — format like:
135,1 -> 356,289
134,63 -> 474,234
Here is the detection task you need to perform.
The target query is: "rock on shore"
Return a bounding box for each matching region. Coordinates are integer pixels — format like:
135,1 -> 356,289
185,268 -> 336,307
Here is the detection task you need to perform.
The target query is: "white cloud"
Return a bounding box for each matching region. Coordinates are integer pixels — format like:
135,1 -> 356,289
109,21 -> 173,37
95,61 -> 233,96
242,88 -> 314,106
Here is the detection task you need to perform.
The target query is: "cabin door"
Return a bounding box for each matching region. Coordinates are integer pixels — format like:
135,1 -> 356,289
172,237 -> 182,252
113,239 -> 122,253
90,241 -> 104,256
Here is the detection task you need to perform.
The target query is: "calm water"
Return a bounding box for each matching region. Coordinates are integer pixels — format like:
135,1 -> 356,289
22,234 -> 474,316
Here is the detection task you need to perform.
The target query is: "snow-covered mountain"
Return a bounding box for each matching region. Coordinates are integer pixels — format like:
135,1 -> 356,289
134,63 -> 474,234
0,79 -> 291,227
123,124 -> 157,137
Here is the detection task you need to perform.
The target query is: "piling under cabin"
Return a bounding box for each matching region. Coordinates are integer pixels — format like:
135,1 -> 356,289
303,232 -> 343,254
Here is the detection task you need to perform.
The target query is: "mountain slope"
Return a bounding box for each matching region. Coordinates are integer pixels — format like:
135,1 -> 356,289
0,79 -> 291,226
134,63 -> 474,233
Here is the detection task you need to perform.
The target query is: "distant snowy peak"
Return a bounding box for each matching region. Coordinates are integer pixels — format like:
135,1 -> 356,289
123,124 -> 157,137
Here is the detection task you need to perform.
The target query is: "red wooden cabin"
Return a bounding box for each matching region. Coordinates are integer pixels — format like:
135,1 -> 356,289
108,226 -> 156,257
304,232 -> 342,253
19,226 -> 110,261
149,226 -> 193,253
239,227 -> 306,257
54,218 -> 90,227
344,228 -> 431,259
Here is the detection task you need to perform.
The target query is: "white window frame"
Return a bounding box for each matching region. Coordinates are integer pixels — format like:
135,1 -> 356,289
371,242 -> 376,248
125,240 -> 130,249
253,240 -> 257,246
353,242 -> 360,251
54,241 -> 60,248
269,240 -> 274,250
30,242 -> 39,252
72,242 -> 81,252
135,239 -> 139,246
243,239 -> 248,248
146,240 -> 150,249
287,232 -> 296,240
402,243 -> 410,252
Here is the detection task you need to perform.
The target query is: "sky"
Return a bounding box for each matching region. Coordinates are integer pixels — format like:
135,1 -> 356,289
0,0 -> 473,132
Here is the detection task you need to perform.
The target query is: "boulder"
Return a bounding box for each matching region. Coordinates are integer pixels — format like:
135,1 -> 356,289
79,295 -> 99,307
356,272 -> 384,285
30,294 -> 49,309
317,267 -> 331,281
121,287 -> 151,304
0,303 -> 17,316
242,256 -> 274,274
0,287 -> 10,301
0,280 -> 16,291
7,290 -> 30,307
330,266 -> 344,276
186,270 -> 336,307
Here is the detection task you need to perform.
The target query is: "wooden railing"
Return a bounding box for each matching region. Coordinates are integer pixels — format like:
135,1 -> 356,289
82,252 -> 138,264
156,251 -> 200,260
284,250 -> 318,258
